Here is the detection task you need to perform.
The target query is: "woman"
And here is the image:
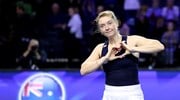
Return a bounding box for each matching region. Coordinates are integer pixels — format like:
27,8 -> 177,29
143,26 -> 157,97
161,21 -> 179,66
80,10 -> 164,100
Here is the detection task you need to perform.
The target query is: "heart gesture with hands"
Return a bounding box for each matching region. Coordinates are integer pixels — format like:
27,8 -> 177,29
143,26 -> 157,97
104,41 -> 132,63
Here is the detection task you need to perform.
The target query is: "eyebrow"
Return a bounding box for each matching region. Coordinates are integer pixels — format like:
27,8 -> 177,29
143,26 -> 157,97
99,19 -> 113,25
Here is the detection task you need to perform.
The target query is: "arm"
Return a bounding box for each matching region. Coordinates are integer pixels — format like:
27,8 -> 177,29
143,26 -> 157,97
127,35 -> 165,53
80,44 -> 107,75
80,42 -> 123,75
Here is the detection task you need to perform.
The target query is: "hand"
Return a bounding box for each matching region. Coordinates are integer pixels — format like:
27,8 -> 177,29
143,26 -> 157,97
104,46 -> 122,62
121,41 -> 130,51
119,49 -> 131,58
28,39 -> 39,51
104,41 -> 135,63
121,41 -> 136,53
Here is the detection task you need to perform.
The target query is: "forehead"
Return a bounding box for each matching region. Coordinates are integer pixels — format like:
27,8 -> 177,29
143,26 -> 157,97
98,16 -> 113,25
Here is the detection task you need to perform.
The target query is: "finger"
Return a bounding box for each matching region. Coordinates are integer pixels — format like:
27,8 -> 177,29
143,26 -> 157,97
121,41 -> 127,45
121,41 -> 127,48
119,53 -> 126,58
109,56 -> 121,61
108,47 -> 118,54
121,41 -> 132,51
120,55 -> 127,58
122,40 -> 126,44
119,51 -> 130,58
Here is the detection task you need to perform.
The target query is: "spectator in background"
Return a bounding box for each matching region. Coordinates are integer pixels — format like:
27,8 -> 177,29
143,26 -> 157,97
147,17 -> 165,69
113,0 -> 125,20
82,0 -> 96,34
119,20 -> 130,35
87,4 -> 106,53
134,5 -> 150,37
68,6 -> 83,40
11,2 -> 34,44
150,17 -> 165,40
65,6 -> 83,60
46,2 -> 68,35
16,39 -> 47,70
146,0 -> 162,19
161,21 -> 179,67
43,2 -> 68,58
161,0 -> 179,22
146,0 -> 162,29
124,0 -> 140,22
10,2 -> 38,64
96,5 -> 105,15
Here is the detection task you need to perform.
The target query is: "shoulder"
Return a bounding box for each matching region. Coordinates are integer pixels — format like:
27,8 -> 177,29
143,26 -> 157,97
91,43 -> 105,57
95,43 -> 105,50
96,43 -> 105,51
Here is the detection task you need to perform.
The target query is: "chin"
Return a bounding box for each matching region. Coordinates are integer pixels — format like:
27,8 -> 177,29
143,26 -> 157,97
107,33 -> 115,37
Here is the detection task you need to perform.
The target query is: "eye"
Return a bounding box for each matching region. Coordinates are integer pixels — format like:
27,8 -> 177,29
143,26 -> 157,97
107,21 -> 112,25
99,24 -> 104,28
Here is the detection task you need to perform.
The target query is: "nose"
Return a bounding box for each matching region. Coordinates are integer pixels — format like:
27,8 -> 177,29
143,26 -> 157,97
104,25 -> 110,31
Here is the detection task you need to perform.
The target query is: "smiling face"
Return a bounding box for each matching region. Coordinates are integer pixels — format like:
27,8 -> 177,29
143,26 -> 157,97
98,16 -> 118,37
95,11 -> 119,38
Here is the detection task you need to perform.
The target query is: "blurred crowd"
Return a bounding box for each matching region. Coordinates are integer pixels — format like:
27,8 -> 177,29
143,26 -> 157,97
0,0 -> 180,70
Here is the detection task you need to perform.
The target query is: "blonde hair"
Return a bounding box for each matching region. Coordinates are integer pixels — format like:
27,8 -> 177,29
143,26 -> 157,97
95,10 -> 119,26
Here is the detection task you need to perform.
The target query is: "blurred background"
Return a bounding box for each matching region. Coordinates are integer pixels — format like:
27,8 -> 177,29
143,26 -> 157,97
0,0 -> 179,70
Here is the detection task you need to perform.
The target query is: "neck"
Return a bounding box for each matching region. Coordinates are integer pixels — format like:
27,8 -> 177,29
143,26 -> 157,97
109,33 -> 122,45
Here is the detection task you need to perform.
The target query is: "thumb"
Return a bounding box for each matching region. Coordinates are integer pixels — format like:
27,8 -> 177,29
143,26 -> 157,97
119,50 -> 130,58
109,56 -> 121,61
